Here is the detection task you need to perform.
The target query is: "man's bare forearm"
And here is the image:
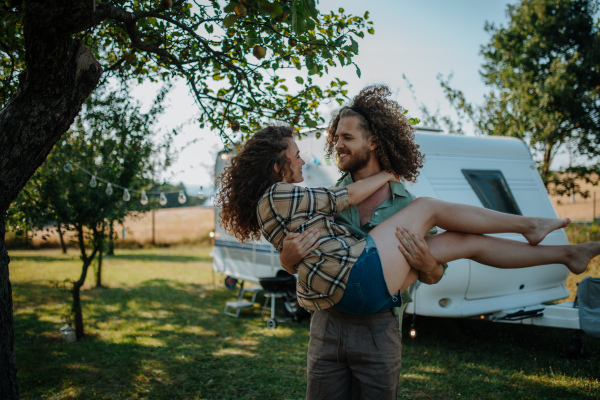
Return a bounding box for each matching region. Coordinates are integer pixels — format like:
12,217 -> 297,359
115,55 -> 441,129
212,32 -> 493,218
417,263 -> 444,284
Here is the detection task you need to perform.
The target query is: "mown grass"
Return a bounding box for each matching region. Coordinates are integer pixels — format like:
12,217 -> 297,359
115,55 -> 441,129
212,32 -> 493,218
10,246 -> 600,400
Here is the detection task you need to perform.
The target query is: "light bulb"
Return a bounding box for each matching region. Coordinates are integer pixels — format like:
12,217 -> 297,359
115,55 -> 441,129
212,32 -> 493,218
123,189 -> 131,202
409,328 -> 417,338
140,190 -> 149,205
90,175 -> 98,188
220,153 -> 230,160
178,190 -> 187,204
63,162 -> 72,173
159,192 -> 167,206
197,186 -> 204,199
106,183 -> 113,195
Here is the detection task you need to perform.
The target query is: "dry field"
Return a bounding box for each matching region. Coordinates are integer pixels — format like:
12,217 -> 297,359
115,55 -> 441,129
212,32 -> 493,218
121,207 -> 215,245
549,179 -> 600,222
23,180 -> 600,248
550,192 -> 600,221
29,207 -> 215,248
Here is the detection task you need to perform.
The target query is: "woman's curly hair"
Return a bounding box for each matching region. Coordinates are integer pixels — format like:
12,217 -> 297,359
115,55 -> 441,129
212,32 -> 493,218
216,125 -> 294,243
325,84 -> 424,183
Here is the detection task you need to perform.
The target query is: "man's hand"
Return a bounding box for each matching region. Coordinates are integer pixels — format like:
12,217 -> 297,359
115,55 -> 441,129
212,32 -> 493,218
396,227 -> 444,284
279,229 -> 320,274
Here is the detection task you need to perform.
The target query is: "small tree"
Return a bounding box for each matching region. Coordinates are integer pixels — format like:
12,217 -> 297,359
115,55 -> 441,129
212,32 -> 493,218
438,0 -> 600,196
13,86 -> 166,340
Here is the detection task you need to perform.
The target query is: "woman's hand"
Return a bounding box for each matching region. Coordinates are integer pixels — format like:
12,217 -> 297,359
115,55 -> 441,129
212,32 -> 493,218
386,171 -> 401,183
279,229 -> 320,274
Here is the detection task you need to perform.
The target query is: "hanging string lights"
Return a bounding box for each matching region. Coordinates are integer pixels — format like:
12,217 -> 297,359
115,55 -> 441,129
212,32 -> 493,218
63,161 -> 207,206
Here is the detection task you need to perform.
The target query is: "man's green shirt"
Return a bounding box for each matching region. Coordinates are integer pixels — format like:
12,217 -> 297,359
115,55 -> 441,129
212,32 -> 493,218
333,173 -> 447,308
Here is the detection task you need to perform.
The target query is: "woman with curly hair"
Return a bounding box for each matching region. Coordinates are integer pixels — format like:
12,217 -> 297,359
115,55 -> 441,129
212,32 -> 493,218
217,124 -> 597,314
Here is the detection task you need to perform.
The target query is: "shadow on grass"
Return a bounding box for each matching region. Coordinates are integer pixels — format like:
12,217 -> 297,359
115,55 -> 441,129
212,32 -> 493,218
12,273 -> 599,399
106,254 -> 212,263
399,315 -> 600,399
14,279 -> 310,400
9,255 -> 78,264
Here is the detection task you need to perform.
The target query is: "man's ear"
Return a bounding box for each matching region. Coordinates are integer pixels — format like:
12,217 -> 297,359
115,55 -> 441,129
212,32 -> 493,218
368,135 -> 376,151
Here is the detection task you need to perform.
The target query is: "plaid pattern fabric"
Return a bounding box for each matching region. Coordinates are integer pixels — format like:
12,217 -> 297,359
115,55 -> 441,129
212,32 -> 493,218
257,183 -> 366,311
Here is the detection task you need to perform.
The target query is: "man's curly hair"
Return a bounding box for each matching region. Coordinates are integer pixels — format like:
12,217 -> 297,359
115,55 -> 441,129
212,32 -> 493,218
216,125 -> 294,243
325,84 -> 424,183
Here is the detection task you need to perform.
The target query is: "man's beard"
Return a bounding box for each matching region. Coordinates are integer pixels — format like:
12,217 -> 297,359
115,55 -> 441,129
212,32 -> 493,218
338,145 -> 371,173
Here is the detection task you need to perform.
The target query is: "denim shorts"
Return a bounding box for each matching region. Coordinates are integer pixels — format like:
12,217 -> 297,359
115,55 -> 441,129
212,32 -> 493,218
334,235 -> 401,315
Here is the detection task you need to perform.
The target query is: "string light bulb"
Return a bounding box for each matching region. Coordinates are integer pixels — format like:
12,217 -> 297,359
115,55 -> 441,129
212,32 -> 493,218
159,192 -> 167,206
123,189 -> 131,202
105,183 -> 113,195
140,190 -> 149,205
90,175 -> 98,188
409,313 -> 417,339
178,190 -> 187,204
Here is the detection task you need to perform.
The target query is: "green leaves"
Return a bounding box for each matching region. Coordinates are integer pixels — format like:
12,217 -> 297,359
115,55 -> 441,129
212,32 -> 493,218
223,14 -> 238,28
466,0 -> 600,195
1,0 -> 373,144
9,86 -> 167,236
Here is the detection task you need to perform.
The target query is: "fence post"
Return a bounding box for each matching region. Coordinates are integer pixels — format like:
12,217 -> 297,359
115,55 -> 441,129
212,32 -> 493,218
152,209 -> 156,245
594,192 -> 596,222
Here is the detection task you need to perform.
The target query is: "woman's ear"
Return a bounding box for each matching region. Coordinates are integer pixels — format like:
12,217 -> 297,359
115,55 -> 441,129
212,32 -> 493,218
273,163 -> 281,174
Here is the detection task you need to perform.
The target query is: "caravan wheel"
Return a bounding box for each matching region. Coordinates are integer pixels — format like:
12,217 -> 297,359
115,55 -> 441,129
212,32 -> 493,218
266,318 -> 277,329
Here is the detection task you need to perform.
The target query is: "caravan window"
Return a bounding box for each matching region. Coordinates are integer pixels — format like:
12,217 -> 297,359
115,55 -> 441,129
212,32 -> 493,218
462,170 -> 522,215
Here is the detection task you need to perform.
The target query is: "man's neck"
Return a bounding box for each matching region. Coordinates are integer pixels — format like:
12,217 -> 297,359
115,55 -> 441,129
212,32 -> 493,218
349,163 -> 382,182
349,165 -> 393,224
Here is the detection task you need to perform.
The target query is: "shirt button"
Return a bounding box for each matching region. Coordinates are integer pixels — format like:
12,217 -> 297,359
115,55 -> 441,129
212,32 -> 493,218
374,212 -> 379,216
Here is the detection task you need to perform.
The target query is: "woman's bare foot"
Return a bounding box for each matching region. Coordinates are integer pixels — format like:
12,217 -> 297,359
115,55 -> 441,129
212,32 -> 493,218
524,217 -> 571,246
566,242 -> 600,275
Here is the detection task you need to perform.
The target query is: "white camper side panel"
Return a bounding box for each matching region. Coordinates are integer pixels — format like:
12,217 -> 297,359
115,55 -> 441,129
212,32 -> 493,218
212,153 -> 285,284
404,134 -> 570,317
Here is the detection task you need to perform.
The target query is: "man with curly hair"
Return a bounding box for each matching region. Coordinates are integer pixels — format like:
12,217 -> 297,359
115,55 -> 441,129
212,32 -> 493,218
279,84 -> 446,399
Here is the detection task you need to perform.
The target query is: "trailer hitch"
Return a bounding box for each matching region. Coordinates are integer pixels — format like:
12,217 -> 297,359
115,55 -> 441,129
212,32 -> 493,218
490,308 -> 545,321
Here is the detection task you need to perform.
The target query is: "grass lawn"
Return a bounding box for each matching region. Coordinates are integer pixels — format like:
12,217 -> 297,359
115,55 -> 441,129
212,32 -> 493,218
9,246 -> 600,400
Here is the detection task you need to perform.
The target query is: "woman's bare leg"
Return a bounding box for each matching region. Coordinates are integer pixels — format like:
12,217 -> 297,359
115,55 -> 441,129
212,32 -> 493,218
387,197 -> 569,245
368,197 -> 573,295
425,232 -> 600,275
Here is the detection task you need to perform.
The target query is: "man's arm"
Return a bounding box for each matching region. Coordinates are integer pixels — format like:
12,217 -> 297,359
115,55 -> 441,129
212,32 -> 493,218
395,227 -> 445,284
278,229 -> 320,273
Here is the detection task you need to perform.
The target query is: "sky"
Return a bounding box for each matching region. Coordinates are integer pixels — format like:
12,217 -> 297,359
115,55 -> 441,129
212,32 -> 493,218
134,0 -> 517,189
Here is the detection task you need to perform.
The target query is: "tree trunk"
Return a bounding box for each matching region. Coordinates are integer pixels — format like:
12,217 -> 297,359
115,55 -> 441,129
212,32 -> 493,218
0,1 -> 102,396
96,226 -> 104,288
73,225 -> 98,341
57,220 -> 67,254
106,220 -> 114,256
96,247 -> 103,288
0,221 -> 19,400
72,280 -> 85,340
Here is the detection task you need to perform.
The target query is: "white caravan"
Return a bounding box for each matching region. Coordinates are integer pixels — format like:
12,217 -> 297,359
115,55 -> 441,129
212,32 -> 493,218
212,128 -> 582,331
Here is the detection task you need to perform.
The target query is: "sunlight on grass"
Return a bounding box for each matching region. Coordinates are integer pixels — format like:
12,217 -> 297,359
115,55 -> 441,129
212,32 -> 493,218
10,246 -> 599,400
213,348 -> 257,358
401,373 -> 431,382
